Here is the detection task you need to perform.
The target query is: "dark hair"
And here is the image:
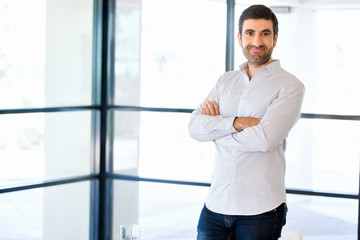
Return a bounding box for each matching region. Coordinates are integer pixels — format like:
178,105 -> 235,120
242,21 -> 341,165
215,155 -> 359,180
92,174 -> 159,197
239,5 -> 278,37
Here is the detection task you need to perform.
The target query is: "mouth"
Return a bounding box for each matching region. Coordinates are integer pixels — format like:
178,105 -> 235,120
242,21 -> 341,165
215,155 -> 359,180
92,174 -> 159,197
250,47 -> 265,53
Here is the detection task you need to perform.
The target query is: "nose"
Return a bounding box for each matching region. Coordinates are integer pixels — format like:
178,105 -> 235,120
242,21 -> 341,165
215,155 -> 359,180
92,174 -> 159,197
252,34 -> 262,47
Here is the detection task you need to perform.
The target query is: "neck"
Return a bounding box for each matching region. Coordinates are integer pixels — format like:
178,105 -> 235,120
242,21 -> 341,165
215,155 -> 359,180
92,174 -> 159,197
247,58 -> 275,80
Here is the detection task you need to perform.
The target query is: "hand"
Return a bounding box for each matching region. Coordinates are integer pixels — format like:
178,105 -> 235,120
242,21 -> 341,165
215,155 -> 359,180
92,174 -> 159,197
233,117 -> 261,132
202,100 -> 220,116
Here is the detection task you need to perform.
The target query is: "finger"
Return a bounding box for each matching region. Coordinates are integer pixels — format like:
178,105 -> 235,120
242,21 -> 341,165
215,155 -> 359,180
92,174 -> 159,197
201,103 -> 208,114
207,101 -> 216,116
204,102 -> 211,115
212,101 -> 220,115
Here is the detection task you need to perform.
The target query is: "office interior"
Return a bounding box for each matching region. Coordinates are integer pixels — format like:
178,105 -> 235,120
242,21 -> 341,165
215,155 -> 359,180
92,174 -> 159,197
0,0 -> 359,239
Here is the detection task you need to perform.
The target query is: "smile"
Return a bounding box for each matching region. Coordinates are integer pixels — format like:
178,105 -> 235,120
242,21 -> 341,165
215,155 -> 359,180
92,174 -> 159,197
250,47 -> 265,52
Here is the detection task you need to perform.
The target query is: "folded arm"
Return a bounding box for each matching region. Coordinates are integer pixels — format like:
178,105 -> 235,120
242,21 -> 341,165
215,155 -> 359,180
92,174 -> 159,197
189,100 -> 260,142
215,85 -> 305,153
204,100 -> 261,132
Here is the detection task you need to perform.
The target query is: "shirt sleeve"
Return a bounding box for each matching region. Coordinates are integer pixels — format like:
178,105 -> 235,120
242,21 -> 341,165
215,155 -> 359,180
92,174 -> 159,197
188,75 -> 238,142
215,82 -> 305,152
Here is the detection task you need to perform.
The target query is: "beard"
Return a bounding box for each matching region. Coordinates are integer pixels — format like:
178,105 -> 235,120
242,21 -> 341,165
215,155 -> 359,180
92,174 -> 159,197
242,45 -> 274,67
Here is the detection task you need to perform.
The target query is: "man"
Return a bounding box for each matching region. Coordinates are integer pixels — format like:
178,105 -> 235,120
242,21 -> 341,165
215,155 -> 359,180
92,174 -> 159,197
188,5 -> 305,240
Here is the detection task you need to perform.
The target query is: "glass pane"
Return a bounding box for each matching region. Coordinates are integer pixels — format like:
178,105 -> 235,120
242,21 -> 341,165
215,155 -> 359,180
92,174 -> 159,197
286,194 -> 358,240
112,180 -> 208,240
285,118 -> 360,194
0,181 -> 91,240
114,0 -> 226,108
0,0 -> 93,108
0,111 -> 95,187
315,10 -> 360,115
113,111 -> 214,182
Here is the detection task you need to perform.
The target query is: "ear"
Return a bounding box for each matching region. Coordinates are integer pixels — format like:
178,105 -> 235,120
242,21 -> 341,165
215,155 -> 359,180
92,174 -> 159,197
237,32 -> 243,47
273,33 -> 278,47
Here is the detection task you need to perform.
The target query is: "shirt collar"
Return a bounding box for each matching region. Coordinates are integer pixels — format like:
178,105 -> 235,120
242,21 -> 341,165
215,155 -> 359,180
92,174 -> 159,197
262,60 -> 281,73
239,60 -> 281,74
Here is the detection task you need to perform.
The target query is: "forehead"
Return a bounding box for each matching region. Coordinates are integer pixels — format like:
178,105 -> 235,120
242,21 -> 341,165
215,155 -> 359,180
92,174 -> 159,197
242,18 -> 274,33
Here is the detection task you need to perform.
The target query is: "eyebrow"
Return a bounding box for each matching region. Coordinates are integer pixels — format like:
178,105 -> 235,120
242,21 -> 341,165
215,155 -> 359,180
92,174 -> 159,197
262,29 -> 272,34
244,29 -> 272,34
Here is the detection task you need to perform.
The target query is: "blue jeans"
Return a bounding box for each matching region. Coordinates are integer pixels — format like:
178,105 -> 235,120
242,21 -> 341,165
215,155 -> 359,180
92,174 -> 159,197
197,203 -> 287,240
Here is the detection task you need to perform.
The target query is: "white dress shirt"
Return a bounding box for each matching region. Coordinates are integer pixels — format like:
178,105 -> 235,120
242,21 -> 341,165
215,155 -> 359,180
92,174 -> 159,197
189,60 -> 305,215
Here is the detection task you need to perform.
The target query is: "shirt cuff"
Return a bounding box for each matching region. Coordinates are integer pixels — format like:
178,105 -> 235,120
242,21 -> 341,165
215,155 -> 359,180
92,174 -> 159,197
215,117 -> 237,146
218,116 -> 238,133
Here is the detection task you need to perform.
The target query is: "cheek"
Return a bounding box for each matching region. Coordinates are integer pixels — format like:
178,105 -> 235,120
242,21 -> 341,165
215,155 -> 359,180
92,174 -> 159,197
239,38 -> 248,48
240,36 -> 254,48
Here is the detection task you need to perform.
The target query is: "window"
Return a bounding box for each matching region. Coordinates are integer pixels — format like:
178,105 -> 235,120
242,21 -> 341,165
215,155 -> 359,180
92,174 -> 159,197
112,0 -> 226,238
0,1 -> 96,239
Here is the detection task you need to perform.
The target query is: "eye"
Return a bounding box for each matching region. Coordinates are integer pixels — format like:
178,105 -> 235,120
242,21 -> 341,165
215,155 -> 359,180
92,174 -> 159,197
246,31 -> 254,36
262,31 -> 271,36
